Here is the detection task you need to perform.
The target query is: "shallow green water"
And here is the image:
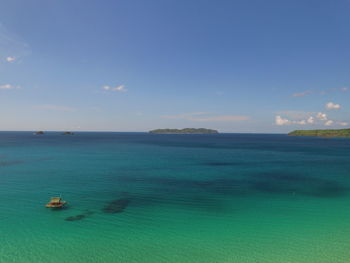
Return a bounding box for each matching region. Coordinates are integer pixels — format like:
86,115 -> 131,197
1,132 -> 350,262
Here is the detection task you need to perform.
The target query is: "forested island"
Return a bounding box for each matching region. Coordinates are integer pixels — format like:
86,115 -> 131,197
288,128 -> 350,138
149,128 -> 219,134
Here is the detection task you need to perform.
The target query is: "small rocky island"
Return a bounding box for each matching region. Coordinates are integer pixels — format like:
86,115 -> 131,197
149,128 -> 219,134
288,128 -> 350,138
62,131 -> 74,135
33,131 -> 44,135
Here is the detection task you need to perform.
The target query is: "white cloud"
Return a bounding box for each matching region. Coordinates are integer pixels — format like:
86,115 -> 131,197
276,116 -> 294,126
6,56 -> 15,62
316,112 -> 327,121
275,116 -> 290,126
276,110 -> 348,127
324,120 -> 334,126
277,111 -> 314,120
292,90 -> 313,97
322,87 -> 350,95
162,112 -> 249,122
275,115 -> 307,126
325,102 -> 341,110
113,85 -> 126,92
338,122 -> 348,126
307,116 -> 315,124
0,84 -> 19,89
102,85 -> 126,92
35,104 -> 77,112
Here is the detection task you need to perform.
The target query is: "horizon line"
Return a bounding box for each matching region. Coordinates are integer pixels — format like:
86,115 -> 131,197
0,130 -> 286,134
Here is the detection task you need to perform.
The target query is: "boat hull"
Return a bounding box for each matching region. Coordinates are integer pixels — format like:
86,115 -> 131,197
45,201 -> 67,208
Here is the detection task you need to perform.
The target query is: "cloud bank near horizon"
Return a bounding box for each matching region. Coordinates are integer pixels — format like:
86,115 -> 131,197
275,111 -> 348,127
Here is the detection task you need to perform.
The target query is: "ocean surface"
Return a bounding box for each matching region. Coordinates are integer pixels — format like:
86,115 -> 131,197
1,132 -> 350,263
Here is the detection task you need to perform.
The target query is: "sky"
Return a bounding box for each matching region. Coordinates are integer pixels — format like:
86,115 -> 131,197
0,0 -> 349,133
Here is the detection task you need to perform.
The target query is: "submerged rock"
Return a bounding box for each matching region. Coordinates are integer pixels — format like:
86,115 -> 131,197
102,198 -> 130,213
0,160 -> 24,167
84,210 -> 95,216
65,210 -> 95,221
65,214 -> 86,221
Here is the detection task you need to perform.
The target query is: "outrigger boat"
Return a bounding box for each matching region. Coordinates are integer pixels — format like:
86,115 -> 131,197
46,197 -> 67,208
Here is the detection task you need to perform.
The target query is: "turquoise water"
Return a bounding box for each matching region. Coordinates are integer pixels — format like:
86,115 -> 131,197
1,132 -> 350,263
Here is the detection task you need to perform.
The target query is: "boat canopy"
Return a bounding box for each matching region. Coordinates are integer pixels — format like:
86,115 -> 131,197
50,197 -> 61,203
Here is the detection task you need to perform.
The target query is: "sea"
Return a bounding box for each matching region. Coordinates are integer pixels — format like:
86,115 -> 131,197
1,132 -> 350,263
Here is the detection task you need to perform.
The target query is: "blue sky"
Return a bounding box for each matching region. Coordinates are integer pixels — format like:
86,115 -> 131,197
0,0 -> 349,132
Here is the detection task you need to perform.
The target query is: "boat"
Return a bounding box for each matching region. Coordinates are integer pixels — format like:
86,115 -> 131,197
46,197 -> 67,208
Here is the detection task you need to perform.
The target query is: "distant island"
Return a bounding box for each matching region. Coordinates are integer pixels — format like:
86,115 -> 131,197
288,128 -> 350,138
62,131 -> 74,135
149,128 -> 219,134
34,131 -> 44,135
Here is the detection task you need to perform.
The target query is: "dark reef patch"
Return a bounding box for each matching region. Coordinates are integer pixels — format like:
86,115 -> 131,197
0,160 -> 24,167
117,190 -> 231,213
65,214 -> 86,221
103,198 -> 130,213
0,157 -> 53,167
65,210 -> 95,221
101,169 -> 348,216
253,181 -> 292,194
255,172 -> 310,182
306,181 -> 347,198
250,171 -> 347,197
82,210 -> 95,216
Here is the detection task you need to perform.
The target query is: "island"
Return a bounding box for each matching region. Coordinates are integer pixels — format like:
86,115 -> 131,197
149,128 -> 219,134
288,128 -> 350,138
33,131 -> 44,135
62,131 -> 74,135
